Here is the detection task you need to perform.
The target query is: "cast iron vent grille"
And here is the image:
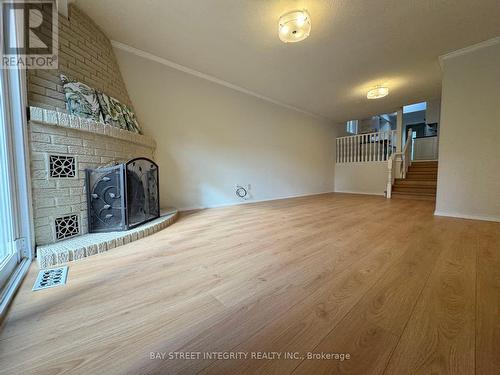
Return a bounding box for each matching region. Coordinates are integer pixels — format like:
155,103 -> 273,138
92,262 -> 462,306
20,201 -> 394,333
49,155 -> 76,178
55,214 -> 79,240
32,266 -> 68,291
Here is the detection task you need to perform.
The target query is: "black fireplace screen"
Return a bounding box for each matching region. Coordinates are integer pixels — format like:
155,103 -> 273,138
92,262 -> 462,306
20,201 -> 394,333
85,158 -> 159,232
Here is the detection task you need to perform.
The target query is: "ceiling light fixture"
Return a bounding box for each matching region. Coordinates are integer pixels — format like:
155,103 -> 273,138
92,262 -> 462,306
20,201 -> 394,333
367,86 -> 389,99
278,10 -> 311,43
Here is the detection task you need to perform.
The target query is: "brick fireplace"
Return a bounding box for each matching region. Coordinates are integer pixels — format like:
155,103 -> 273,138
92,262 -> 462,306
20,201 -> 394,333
24,5 -> 178,268
28,107 -> 157,245
28,108 -> 177,269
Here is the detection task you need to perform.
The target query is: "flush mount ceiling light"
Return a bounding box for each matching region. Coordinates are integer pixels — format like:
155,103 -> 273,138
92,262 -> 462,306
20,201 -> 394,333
278,10 -> 311,43
367,86 -> 389,99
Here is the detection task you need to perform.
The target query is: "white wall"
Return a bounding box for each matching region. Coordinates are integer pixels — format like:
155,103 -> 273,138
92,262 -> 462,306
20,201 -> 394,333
435,39 -> 500,222
334,162 -> 387,196
114,49 -> 336,210
426,98 -> 441,125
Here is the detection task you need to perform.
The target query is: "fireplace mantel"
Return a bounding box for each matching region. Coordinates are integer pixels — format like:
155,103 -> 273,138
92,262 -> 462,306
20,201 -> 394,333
29,107 -> 156,148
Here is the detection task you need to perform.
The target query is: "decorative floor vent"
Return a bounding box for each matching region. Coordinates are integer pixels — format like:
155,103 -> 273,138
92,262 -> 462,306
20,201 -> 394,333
49,155 -> 76,178
55,214 -> 79,240
86,158 -> 159,232
32,266 -> 68,291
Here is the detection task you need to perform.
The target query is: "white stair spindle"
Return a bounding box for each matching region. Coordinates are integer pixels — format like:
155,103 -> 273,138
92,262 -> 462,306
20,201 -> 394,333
355,135 -> 358,162
361,134 -> 365,162
352,136 -> 355,163
385,131 -> 389,161
368,134 -> 371,162
340,138 -> 343,163
373,133 -> 376,161
350,136 -> 353,162
336,138 -> 339,162
355,136 -> 357,162
343,137 -> 346,163
345,137 -> 348,163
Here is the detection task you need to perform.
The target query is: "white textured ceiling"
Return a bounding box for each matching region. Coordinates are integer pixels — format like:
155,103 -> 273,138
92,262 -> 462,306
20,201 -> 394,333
74,0 -> 500,122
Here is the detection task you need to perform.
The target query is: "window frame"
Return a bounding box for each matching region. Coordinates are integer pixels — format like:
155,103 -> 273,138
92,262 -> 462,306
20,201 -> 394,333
346,120 -> 358,134
0,3 -> 34,320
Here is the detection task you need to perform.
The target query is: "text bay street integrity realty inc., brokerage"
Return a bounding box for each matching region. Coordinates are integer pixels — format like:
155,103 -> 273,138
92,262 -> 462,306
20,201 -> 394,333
149,351 -> 352,361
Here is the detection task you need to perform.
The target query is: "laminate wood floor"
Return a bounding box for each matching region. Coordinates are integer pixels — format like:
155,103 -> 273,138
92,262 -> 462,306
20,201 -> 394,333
0,193 -> 499,375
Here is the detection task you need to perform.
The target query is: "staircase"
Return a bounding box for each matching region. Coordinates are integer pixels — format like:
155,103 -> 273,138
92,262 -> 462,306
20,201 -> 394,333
391,161 -> 438,201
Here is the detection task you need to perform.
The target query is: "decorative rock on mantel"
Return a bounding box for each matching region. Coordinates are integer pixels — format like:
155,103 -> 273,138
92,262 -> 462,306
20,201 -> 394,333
28,107 -> 158,246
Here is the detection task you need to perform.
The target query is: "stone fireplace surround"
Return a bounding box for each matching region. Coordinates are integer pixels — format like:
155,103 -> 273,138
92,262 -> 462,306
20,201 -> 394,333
28,107 -> 177,267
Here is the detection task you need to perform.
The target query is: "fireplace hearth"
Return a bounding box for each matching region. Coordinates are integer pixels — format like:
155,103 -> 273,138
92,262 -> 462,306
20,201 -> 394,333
85,158 -> 160,233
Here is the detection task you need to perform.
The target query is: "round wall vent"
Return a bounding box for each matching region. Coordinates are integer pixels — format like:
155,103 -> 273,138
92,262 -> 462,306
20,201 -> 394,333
235,185 -> 248,199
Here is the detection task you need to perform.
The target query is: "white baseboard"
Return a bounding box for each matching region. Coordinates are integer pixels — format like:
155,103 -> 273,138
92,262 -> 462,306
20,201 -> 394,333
334,190 -> 385,197
434,210 -> 500,223
178,190 -> 335,212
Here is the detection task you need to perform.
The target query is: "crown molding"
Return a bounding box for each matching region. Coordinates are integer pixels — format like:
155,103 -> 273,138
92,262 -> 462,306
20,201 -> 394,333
439,36 -> 500,68
111,41 -> 328,121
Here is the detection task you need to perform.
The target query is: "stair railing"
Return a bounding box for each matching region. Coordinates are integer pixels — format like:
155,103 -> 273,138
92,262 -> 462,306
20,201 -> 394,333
401,128 -> 413,178
386,128 -> 412,198
336,130 -> 396,163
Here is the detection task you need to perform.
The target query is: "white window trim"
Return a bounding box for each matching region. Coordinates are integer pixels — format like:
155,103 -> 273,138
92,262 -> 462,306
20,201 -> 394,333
0,4 -> 34,320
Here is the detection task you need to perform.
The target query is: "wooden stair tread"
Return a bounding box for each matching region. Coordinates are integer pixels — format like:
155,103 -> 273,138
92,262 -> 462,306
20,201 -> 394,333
405,178 -> 438,182
407,170 -> 438,173
392,188 -> 436,195
393,184 -> 436,190
392,186 -> 436,193
410,168 -> 438,171
394,179 -> 437,186
406,169 -> 438,172
406,174 -> 437,179
391,192 -> 436,201
391,161 -> 438,200
394,180 -> 437,185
